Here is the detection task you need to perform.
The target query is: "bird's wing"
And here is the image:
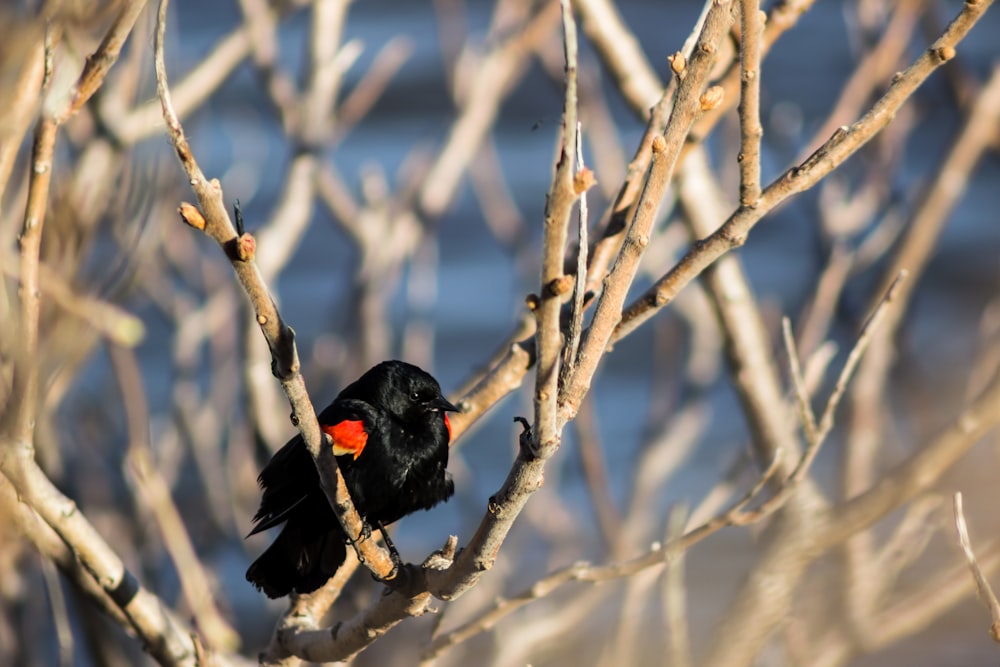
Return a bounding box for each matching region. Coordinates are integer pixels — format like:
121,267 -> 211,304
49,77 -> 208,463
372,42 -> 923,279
247,399 -> 378,536
246,493 -> 308,537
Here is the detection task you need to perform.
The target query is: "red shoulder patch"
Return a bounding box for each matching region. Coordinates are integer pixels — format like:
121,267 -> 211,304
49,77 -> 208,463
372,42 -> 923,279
444,413 -> 452,441
322,420 -> 368,460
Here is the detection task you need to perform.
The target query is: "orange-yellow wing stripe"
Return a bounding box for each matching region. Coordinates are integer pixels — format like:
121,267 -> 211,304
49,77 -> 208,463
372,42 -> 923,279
322,420 -> 368,460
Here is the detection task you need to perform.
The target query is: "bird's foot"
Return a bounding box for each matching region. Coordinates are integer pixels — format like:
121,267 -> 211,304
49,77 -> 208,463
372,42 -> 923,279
344,520 -> 374,547
367,521 -> 404,583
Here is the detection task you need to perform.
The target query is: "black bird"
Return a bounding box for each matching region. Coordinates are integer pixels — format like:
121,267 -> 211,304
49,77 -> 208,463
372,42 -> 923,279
246,360 -> 457,598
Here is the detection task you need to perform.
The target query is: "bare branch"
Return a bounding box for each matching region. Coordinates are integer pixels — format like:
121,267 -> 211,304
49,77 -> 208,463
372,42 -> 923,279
953,492 -> 1000,642
616,0 -> 996,341
533,0 -> 580,460
153,0 -> 396,580
737,0 -> 763,207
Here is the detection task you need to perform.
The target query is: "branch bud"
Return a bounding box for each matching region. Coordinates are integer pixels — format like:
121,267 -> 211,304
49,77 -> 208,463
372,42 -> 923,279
668,51 -> 687,76
700,86 -> 725,111
178,202 -> 206,231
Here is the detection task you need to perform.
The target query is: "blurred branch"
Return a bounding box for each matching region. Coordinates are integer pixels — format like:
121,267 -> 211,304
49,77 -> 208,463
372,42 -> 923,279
870,60 -> 1000,312
422,450 -> 785,661
575,0 -> 663,115
0,6 -> 216,664
802,0 -> 922,158
810,538 -> 1000,667
419,0 -> 561,218
55,0 -> 149,124
110,0 -> 310,145
0,254 -> 145,347
679,146 -> 803,468
110,345 -> 240,653
826,366 -> 1000,548
702,274 -> 904,667
572,394 -> 622,553
0,41 -> 44,205
0,444 -> 201,664
662,505 -> 693,667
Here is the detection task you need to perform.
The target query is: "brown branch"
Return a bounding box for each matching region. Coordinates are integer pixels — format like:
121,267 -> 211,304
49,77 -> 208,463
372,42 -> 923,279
275,539 -> 457,663
0,474 -> 131,636
953,492 -> 1000,642
109,0 -> 310,145
615,0 -> 996,342
422,451 -> 785,660
418,0 -> 561,218
574,0 -> 664,116
1,448 -> 201,665
56,0 -> 149,124
824,366 -> 1000,550
153,0 -> 395,580
678,147 -> 803,468
0,40 -> 44,205
562,124 -> 592,393
260,552 -> 362,666
423,421 -> 543,599
560,0 -> 737,427
869,60 -> 1000,313
689,0 -> 819,141
534,0 -> 580,459
110,345 -> 240,653
737,0 -> 763,207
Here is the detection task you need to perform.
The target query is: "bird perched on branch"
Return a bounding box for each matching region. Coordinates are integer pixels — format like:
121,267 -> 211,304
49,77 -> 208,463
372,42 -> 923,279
246,360 -> 457,598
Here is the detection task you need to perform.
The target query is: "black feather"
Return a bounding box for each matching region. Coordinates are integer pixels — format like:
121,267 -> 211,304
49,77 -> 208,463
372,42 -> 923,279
245,361 -> 456,598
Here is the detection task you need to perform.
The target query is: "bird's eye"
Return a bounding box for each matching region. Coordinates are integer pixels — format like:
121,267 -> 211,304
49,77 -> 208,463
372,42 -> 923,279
410,391 -> 421,402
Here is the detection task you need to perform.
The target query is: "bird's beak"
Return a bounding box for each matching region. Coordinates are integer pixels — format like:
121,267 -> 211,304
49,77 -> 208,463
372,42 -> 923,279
431,396 -> 460,413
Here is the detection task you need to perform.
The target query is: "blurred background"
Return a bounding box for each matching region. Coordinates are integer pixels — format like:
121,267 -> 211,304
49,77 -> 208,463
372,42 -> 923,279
1,0 -> 999,665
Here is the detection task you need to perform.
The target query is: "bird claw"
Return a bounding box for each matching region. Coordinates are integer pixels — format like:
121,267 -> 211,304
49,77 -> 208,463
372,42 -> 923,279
344,521 -> 374,547
364,520 -> 404,584
375,521 -> 402,565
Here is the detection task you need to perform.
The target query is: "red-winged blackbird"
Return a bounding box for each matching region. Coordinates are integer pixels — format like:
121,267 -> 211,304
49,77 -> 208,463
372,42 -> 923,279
246,360 -> 457,598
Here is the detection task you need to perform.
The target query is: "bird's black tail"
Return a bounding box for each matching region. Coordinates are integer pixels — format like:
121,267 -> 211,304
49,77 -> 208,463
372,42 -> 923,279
245,515 -> 347,599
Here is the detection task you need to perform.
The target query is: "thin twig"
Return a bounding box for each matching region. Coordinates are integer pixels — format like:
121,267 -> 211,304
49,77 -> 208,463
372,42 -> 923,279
662,505 -> 693,667
737,0 -> 763,207
953,492 -> 1000,642
782,318 -> 819,444
562,121 -> 591,387
533,0 -> 580,459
